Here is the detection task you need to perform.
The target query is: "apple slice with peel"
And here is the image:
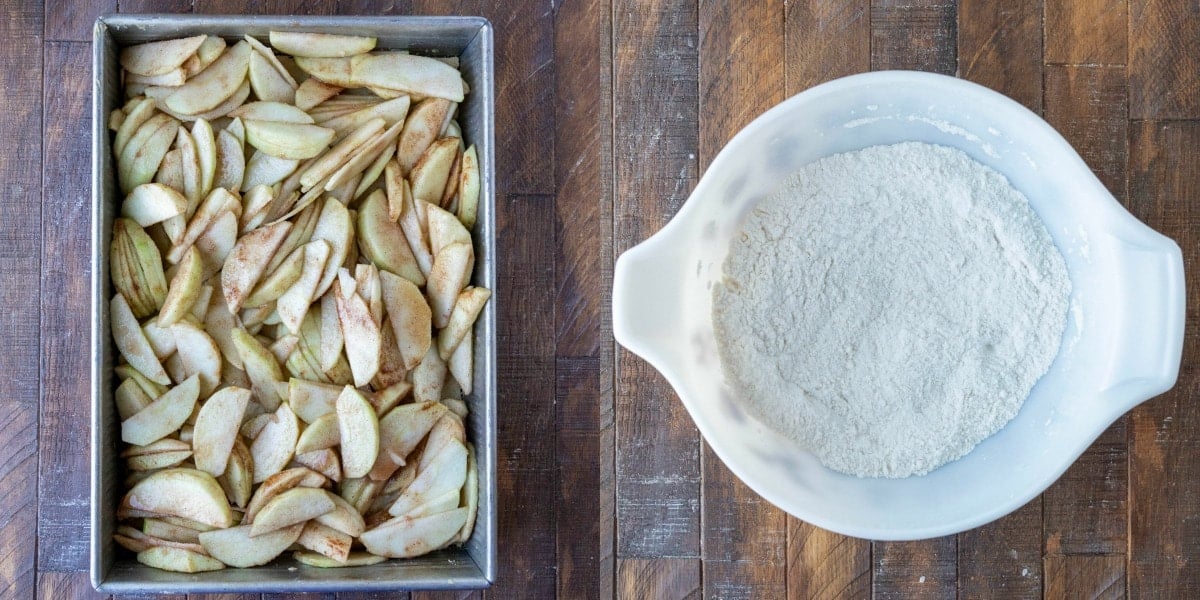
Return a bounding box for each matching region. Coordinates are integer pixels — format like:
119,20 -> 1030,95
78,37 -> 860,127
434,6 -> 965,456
360,507 -> 468,559
198,522 -> 304,568
158,246 -> 203,327
243,119 -> 334,160
222,220 -> 292,313
250,486 -> 336,536
250,402 -> 299,483
358,190 -> 424,286
111,293 -> 171,386
122,183 -> 187,227
120,467 -> 234,528
137,546 -> 226,573
350,53 -> 464,102
269,31 -> 377,58
297,520 -> 352,562
192,386 -> 251,476
165,40 -> 251,116
294,550 -> 385,568
337,387 -> 379,479
121,35 -> 207,77
457,144 -> 480,229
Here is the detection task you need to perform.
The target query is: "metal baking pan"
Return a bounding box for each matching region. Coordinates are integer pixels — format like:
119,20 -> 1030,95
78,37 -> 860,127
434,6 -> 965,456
90,14 -> 495,593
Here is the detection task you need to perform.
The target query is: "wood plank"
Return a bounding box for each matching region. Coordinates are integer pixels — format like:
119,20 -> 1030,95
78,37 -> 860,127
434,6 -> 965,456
1044,555 -> 1126,600
189,594 -> 262,600
46,0 -> 115,41
1043,65 -> 1129,200
192,0 -> 337,13
488,194 -> 558,599
785,0 -> 870,91
1042,419 -> 1128,556
37,40 -> 93,575
409,591 -> 478,600
0,0 -> 42,597
872,538 -> 957,600
870,0 -> 957,74
1045,0 -> 1127,65
411,0 -> 556,196
336,0 -> 412,13
1127,119 -> 1200,599
38,571 -> 107,600
956,0 -> 1043,111
1130,0 -> 1200,118
787,521 -> 870,600
956,502 -> 1042,599
696,1 -> 787,597
119,0 -> 192,12
261,594 -> 334,600
617,558 -> 700,600
553,0 -> 614,593
612,0 -> 701,560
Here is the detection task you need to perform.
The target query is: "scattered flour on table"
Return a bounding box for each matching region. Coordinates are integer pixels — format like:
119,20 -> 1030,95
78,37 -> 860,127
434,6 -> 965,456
712,142 -> 1070,478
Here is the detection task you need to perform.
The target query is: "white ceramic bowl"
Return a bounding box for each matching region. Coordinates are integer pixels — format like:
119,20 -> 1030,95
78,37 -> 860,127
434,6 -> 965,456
612,71 -> 1185,540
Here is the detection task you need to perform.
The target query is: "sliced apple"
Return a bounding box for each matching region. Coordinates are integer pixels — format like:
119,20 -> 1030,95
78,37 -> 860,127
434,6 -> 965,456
195,210 -> 239,281
377,270 -> 431,370
334,283 -> 382,388
250,402 -> 299,483
111,293 -> 171,386
119,115 -> 180,194
244,245 -> 305,308
457,144 -> 480,229
198,522 -> 304,568
165,40 -> 251,116
299,117 -> 385,189
218,437 -> 253,508
294,77 -> 342,111
244,466 -> 320,524
360,507 -> 468,559
125,67 -> 188,87
294,447 -> 342,482
289,378 -> 342,423
297,520 -> 352,562
250,486 -> 335,536
243,150 -> 300,190
395,98 -> 453,174
270,31 -> 377,58
276,240 -> 330,334
125,448 -> 193,471
221,220 -> 291,313
115,525 -> 207,554
310,197 -> 354,298
426,202 -> 472,257
230,101 -> 314,124
350,53 -> 464,102
293,56 -> 355,87
409,137 -> 459,205
122,183 -> 188,228
231,327 -> 285,410
314,490 -> 365,537
437,286 -> 491,360
120,467 -> 234,528
426,241 -> 472,329
121,35 -> 207,76
243,119 -> 334,160
142,517 -> 202,544
192,118 -> 218,198
157,246 -> 204,327
447,333 -> 473,395
243,34 -> 299,86
192,35 -> 227,74
318,95 -> 409,137
294,550 -> 385,568
113,99 -> 158,157
333,386 -> 379,479
378,401 -> 447,463
192,386 -> 251,476
387,439 -> 467,517
137,546 -> 226,573
171,321 -> 223,396
116,377 -> 154,420
249,49 -> 297,104
167,186 -> 239,264
411,344 -> 447,404
456,443 -> 478,543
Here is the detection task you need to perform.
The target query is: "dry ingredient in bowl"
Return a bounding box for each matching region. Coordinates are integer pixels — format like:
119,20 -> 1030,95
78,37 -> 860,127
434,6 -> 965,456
712,142 -> 1070,478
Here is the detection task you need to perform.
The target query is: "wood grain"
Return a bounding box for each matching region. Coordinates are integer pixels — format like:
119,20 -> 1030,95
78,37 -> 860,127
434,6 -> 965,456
871,0 -> 957,73
617,558 -> 700,600
1045,0 -> 1127,65
1127,120 -> 1200,599
190,594 -> 263,600
1130,0 -> 1200,118
39,571 -> 108,600
37,41 -> 93,575
1043,65 -> 1129,200
957,0 -> 1043,111
788,521 -> 870,600
192,0 -> 336,13
1045,555 -> 1126,600
612,0 -> 701,561
0,0 -> 43,598
119,0 -> 192,12
696,1 -> 788,598
336,0 -> 413,13
872,538 -> 957,600
46,0 -> 115,41
410,592 -> 477,600
490,194 -> 558,599
957,502 -> 1043,599
553,0 -> 615,593
1042,418 -> 1128,555
785,0 -> 869,91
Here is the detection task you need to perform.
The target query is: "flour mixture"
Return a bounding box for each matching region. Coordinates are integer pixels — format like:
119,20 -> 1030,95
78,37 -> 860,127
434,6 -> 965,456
711,142 -> 1070,478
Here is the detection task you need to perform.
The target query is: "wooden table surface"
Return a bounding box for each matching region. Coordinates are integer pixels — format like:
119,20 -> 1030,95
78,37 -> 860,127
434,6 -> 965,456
4,0 -> 1197,598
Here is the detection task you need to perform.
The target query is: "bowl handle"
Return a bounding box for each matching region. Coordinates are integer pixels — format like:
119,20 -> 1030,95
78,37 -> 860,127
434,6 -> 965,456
612,238 -> 686,368
1102,233 -> 1186,408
